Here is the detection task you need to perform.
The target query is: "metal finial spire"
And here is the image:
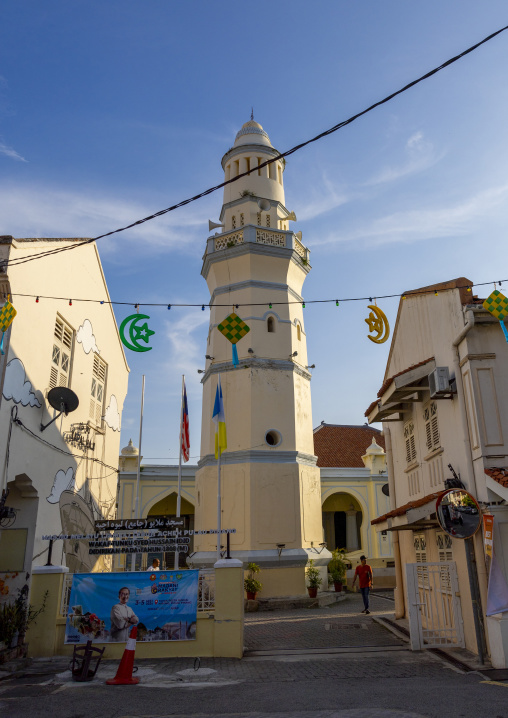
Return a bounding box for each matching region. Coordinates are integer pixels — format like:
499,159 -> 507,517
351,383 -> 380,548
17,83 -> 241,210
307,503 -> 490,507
251,107 -> 254,121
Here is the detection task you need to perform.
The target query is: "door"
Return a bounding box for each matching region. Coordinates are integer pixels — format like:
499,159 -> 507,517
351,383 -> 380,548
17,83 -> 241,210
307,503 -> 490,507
406,561 -> 464,650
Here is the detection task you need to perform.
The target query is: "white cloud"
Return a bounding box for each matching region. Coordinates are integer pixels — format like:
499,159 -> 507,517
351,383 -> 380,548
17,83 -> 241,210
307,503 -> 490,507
103,394 -> 121,432
76,319 -> 99,354
46,467 -> 75,504
0,182 -> 213,257
3,358 -> 41,407
0,142 -> 27,163
313,183 -> 508,248
296,173 -> 350,221
165,310 -> 210,376
365,131 -> 442,186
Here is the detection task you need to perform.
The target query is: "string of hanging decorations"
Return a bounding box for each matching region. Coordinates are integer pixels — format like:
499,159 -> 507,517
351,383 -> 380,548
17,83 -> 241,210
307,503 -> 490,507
4,23 -> 508,271
4,278 -> 504,309
3,279 -> 506,354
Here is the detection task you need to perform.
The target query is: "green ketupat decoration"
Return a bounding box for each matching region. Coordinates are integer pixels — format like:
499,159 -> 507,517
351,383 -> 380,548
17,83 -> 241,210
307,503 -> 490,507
483,290 -> 508,344
217,312 -> 250,367
0,301 -> 16,355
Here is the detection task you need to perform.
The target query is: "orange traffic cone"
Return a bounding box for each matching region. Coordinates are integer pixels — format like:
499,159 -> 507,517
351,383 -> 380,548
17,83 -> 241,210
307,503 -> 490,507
106,625 -> 139,685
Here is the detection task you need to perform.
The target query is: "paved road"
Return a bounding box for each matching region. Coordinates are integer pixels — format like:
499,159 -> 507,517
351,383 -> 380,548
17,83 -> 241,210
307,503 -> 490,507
1,592 -> 507,718
244,593 -> 401,651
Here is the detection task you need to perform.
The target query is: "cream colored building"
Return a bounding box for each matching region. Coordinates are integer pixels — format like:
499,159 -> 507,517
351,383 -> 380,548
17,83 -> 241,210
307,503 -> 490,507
116,423 -> 395,588
366,277 -> 508,666
0,236 -> 129,602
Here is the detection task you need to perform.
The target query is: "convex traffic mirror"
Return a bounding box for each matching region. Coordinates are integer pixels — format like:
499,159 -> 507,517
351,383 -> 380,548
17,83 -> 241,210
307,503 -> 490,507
435,489 -> 481,539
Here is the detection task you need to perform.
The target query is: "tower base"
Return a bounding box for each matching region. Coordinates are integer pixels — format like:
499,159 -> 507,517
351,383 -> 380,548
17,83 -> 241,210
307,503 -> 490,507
189,548 -> 331,598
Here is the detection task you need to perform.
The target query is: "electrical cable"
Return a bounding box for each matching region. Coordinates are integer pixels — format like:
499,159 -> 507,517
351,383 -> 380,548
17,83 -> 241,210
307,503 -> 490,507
4,23 -> 508,270
6,278 -> 505,309
13,416 -> 119,473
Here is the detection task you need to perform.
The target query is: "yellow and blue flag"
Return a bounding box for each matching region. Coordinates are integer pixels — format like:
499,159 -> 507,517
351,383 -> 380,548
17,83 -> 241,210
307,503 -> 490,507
212,375 -> 227,459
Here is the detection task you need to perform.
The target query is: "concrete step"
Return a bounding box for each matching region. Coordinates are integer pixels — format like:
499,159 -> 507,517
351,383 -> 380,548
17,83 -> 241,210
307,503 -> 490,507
245,590 -> 347,612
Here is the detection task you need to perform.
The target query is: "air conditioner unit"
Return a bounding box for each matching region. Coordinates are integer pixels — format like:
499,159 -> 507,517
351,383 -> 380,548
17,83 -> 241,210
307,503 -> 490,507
428,367 -> 451,398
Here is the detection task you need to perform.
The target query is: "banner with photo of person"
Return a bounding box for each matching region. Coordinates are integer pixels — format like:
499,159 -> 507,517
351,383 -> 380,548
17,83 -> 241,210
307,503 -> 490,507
64,570 -> 199,644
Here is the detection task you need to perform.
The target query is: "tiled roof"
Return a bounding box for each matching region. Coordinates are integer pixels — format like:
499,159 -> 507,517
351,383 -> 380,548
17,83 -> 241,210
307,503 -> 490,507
371,490 -> 446,525
376,357 -> 435,399
402,277 -> 474,306
364,357 -> 435,418
313,424 -> 385,468
485,467 -> 508,488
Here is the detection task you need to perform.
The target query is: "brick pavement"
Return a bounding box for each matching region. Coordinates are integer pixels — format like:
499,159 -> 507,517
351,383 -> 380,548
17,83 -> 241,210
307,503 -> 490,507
244,591 -> 402,651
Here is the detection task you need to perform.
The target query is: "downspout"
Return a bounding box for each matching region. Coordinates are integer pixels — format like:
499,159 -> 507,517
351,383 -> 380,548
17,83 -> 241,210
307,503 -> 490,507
383,425 -> 405,619
452,307 -> 488,661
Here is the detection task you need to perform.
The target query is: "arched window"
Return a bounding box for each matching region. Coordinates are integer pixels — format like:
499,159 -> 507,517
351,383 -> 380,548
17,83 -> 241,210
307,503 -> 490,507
296,324 -> 301,341
267,317 -> 275,333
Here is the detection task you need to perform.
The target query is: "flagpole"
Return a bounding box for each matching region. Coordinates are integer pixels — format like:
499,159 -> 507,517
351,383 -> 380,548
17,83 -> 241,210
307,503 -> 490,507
217,447 -> 222,561
131,374 -> 145,572
175,374 -> 185,570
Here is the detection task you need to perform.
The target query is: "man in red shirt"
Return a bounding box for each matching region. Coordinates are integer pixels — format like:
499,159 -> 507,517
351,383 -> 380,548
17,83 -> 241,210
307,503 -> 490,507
351,555 -> 373,614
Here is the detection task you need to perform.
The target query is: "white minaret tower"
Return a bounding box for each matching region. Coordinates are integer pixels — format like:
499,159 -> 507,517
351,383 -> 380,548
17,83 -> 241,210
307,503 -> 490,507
193,119 -> 330,597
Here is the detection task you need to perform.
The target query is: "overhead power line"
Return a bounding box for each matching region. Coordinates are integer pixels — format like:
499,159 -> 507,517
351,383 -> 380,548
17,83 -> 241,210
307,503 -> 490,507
5,23 -> 508,270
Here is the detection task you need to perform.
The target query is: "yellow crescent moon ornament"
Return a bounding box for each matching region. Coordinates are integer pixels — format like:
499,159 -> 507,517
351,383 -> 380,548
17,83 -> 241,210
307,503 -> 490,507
365,305 -> 390,344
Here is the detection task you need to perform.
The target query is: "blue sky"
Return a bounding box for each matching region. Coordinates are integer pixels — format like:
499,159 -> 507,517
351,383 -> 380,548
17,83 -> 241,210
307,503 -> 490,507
2,2 -> 508,464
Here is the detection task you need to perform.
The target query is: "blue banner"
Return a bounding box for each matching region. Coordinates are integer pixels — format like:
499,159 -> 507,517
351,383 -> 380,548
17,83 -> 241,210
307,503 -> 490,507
65,570 -> 199,643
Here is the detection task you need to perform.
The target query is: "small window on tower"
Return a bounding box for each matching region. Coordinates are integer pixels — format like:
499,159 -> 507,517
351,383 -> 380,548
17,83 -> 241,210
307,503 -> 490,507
265,214 -> 270,227
232,215 -> 236,229
297,324 -> 301,341
257,212 -> 261,225
240,213 -> 244,226
267,317 -> 275,333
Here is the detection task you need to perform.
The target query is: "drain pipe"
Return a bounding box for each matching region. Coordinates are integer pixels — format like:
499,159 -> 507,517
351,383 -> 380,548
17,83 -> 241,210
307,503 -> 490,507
383,426 -> 405,619
452,307 -> 487,663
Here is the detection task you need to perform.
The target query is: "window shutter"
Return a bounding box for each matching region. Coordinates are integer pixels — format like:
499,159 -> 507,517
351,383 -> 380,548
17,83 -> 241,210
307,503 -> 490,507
50,317 -> 73,389
90,355 -> 107,427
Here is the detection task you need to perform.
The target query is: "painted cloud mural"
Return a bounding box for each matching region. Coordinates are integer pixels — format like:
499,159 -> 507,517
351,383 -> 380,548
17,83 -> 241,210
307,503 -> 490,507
47,467 -> 75,504
3,358 -> 42,407
76,319 -> 99,354
103,394 -> 120,432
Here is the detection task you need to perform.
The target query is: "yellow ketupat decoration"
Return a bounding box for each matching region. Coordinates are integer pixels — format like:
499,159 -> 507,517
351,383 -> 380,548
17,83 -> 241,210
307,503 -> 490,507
483,289 -> 508,343
0,300 -> 16,355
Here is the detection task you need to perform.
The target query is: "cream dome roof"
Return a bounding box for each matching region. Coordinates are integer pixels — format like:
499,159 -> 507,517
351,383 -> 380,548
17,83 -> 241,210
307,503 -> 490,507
121,438 -> 139,456
234,120 -> 272,148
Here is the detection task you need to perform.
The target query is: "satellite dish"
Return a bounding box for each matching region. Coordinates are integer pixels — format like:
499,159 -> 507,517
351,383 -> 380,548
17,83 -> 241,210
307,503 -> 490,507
41,387 -> 79,432
258,198 -> 271,212
382,483 -> 389,497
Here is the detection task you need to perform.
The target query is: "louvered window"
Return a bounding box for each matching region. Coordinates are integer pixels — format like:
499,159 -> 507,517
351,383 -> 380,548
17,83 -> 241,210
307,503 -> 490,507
90,355 -> 107,427
404,420 -> 417,465
423,401 -> 440,452
50,317 -> 73,389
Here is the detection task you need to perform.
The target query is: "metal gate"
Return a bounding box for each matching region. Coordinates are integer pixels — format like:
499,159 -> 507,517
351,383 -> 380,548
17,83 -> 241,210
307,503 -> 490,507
406,561 -> 464,650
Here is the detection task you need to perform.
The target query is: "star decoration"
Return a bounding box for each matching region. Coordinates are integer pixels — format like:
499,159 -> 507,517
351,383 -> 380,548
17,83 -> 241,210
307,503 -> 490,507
133,323 -> 155,344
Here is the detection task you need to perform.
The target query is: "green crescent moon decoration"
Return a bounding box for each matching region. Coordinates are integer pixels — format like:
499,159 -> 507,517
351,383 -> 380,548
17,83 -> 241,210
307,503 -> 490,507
119,313 -> 155,352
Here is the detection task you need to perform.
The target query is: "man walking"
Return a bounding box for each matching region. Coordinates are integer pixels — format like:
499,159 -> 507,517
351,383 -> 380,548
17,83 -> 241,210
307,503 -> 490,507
352,555 -> 373,614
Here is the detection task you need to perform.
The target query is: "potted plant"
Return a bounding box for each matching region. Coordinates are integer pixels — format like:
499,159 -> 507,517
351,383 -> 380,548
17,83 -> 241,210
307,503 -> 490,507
244,562 -> 262,600
328,548 -> 347,593
306,559 -> 322,598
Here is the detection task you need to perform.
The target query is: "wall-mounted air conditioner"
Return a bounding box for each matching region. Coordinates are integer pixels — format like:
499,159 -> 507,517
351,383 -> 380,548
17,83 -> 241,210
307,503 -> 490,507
428,367 -> 451,398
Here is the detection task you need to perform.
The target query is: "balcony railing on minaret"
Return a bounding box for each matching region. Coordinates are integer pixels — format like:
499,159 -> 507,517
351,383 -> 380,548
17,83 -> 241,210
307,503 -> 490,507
205,225 -> 310,264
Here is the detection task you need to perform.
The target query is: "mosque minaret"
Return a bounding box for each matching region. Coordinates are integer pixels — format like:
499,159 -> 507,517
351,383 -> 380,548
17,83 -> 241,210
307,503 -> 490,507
193,119 -> 330,596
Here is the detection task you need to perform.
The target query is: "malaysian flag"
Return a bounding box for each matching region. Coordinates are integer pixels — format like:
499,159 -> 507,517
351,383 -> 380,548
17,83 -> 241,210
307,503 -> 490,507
181,381 -> 190,462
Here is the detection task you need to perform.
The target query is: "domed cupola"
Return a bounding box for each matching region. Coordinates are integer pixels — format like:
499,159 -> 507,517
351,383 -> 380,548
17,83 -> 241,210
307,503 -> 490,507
220,117 -> 287,230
